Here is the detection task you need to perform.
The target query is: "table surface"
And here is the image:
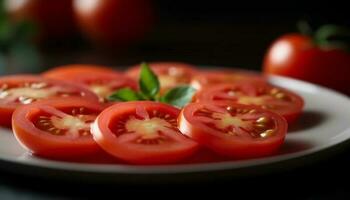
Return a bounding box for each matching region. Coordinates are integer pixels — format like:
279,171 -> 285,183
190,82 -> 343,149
1,23 -> 349,199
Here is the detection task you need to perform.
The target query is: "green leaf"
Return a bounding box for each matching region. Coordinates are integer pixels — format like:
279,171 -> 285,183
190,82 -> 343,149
314,24 -> 350,51
139,62 -> 160,100
108,88 -> 141,102
161,86 -> 196,107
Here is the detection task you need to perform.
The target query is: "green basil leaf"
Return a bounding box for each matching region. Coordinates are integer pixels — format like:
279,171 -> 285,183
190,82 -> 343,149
139,62 -> 160,99
161,86 -> 196,107
108,88 -> 141,102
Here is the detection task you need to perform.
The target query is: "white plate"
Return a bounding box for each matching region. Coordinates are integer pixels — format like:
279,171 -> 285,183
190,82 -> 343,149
1,75 -> 350,183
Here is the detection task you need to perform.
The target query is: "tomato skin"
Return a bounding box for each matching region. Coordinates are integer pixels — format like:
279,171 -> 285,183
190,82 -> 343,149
0,107 -> 13,128
263,34 -> 350,95
92,101 -> 199,164
5,0 -> 76,39
73,0 -> 154,46
0,75 -> 99,127
178,102 -> 288,158
42,64 -> 116,78
12,98 -> 103,159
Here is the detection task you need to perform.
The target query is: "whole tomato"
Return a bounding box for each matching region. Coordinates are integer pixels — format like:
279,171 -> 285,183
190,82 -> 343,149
4,0 -> 77,39
73,0 -> 154,46
263,25 -> 350,95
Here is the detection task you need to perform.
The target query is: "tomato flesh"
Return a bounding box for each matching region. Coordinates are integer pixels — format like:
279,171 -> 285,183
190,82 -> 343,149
43,65 -> 137,102
126,62 -> 198,93
196,83 -> 303,123
191,70 -> 267,91
12,98 -> 103,158
179,102 -> 288,158
0,75 -> 99,127
92,101 -> 198,164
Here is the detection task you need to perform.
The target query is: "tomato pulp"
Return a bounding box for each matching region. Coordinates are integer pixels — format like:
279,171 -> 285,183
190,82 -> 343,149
43,65 -> 137,102
179,102 -> 288,158
191,70 -> 267,91
196,83 -> 304,123
12,98 -> 104,158
92,101 -> 199,164
127,62 -> 198,94
0,75 -> 99,127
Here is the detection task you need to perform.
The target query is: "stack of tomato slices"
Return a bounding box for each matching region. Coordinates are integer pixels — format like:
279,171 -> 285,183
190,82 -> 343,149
1,62 -> 304,165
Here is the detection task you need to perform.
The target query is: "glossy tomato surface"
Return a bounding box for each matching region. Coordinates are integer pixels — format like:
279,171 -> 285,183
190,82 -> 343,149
196,83 -> 304,123
43,65 -> 137,102
12,98 -> 104,158
127,62 -> 198,93
0,75 -> 99,127
190,70 -> 267,91
43,64 -> 116,77
92,101 -> 198,164
263,34 -> 350,95
5,0 -> 76,39
73,0 -> 154,45
178,102 -> 288,158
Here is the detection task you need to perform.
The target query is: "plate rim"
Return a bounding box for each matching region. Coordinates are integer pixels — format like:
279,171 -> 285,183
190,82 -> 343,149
0,74 -> 350,175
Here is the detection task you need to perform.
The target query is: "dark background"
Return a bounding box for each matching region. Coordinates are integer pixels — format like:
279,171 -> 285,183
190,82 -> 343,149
1,1 -> 350,199
41,1 -> 350,71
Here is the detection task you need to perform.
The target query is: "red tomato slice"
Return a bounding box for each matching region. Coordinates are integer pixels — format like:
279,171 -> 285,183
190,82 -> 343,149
178,102 -> 288,158
12,98 -> 104,159
43,64 -> 116,77
126,62 -> 198,93
43,65 -> 137,102
196,83 -> 304,123
92,101 -> 199,164
0,75 -> 99,127
191,70 -> 267,91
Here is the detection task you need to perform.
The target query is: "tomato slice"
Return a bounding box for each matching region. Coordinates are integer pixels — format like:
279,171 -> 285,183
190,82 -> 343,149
190,70 -> 267,91
178,102 -> 288,158
196,83 -> 304,123
92,101 -> 199,164
43,65 -> 137,102
42,64 -> 116,76
126,62 -> 198,93
12,98 -> 104,159
0,75 -> 99,127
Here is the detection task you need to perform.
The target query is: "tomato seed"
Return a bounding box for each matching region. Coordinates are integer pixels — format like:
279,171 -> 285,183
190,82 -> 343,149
260,129 -> 274,138
227,91 -> 235,96
256,116 -> 269,124
24,82 -> 30,87
31,82 -> 47,89
249,109 -> 257,114
254,123 -> 266,128
275,93 -> 286,99
0,91 -> 9,98
270,88 -> 279,95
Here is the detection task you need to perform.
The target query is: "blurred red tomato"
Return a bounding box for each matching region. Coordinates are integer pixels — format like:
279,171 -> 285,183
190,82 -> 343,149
73,0 -> 154,46
263,33 -> 350,95
4,0 -> 77,39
